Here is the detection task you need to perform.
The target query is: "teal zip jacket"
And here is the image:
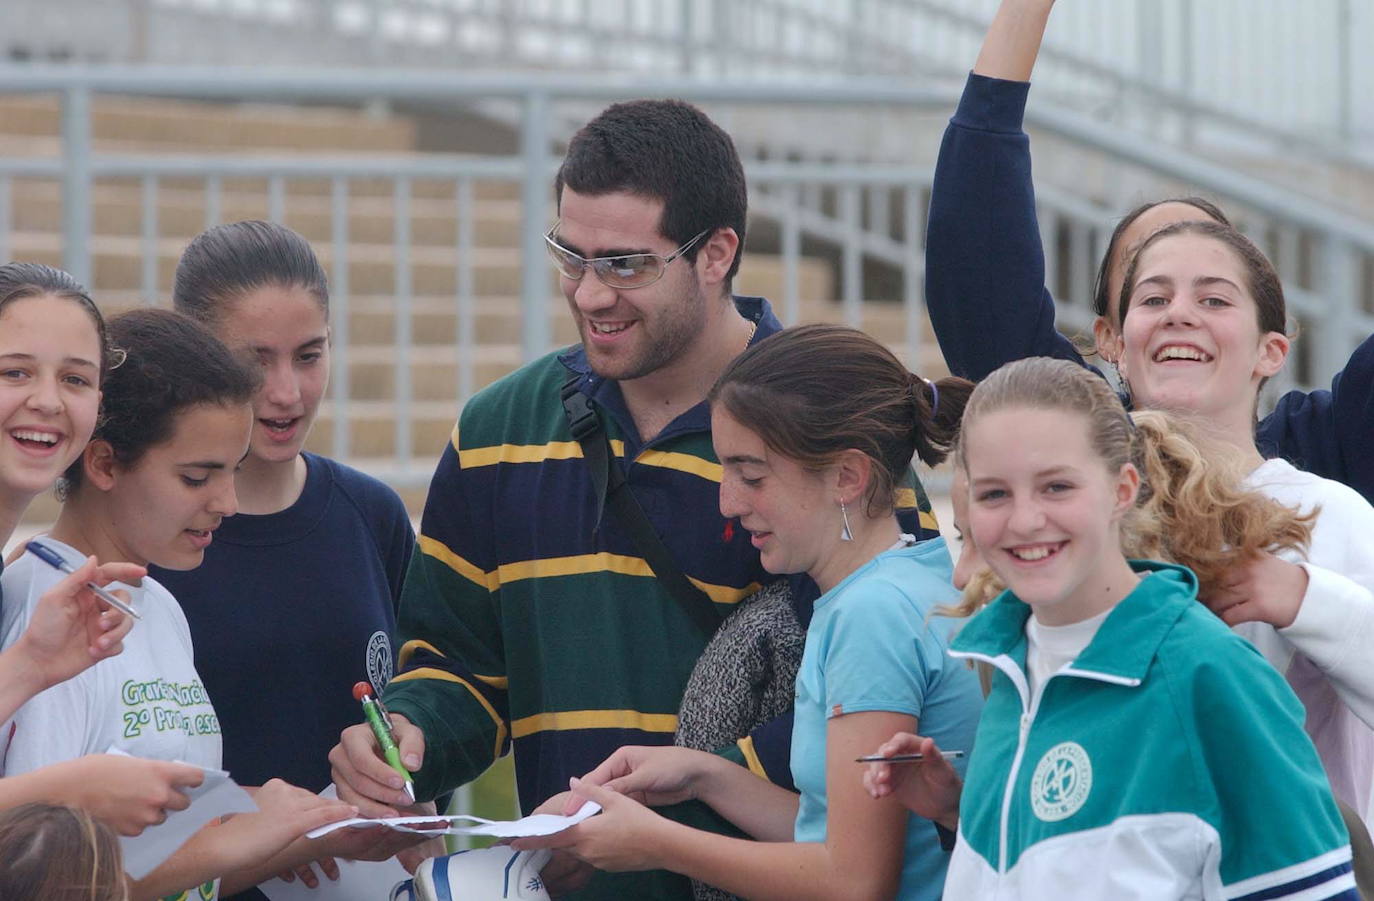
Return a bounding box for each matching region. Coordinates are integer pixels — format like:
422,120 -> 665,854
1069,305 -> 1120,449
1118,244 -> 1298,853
945,561 -> 1357,900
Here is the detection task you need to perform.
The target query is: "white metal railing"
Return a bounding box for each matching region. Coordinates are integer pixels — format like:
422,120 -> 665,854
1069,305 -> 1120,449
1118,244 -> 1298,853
0,66 -> 1371,486
11,0 -> 1374,164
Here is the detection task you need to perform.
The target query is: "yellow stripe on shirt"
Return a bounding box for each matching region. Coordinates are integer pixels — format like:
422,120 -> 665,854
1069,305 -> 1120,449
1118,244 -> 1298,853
510,709 -> 679,740
389,667 -> 509,761
495,552 -> 756,605
419,535 -> 498,592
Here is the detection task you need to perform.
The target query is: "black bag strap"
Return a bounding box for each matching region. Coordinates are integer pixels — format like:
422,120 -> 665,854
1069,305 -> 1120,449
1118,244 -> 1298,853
560,376 -> 722,638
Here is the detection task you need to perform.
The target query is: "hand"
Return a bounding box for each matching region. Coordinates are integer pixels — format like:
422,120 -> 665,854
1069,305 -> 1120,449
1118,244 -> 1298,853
329,716 -> 425,817
537,850 -> 595,896
210,779 -> 357,874
275,857 -> 339,890
396,836 -> 448,874
862,734 -> 962,830
57,754 -> 204,836
1202,553 -> 1308,629
10,557 -> 146,691
564,745 -> 719,814
316,799 -> 436,864
513,777 -> 671,873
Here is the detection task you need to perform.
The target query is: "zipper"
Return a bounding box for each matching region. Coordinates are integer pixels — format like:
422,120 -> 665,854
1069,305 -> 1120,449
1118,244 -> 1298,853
949,651 -> 1141,876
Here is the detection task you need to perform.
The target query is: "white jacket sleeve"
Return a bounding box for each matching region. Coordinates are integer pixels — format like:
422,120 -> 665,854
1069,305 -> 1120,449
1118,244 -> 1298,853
1278,478 -> 1374,730
1282,562 -> 1374,728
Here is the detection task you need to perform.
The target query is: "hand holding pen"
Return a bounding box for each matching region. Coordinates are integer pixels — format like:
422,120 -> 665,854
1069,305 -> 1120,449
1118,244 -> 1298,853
862,733 -> 963,830
5,549 -> 146,702
353,681 -> 416,803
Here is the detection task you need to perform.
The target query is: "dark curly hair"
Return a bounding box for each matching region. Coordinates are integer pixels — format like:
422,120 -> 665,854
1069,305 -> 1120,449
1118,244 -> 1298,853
60,309 -> 260,496
0,262 -> 114,379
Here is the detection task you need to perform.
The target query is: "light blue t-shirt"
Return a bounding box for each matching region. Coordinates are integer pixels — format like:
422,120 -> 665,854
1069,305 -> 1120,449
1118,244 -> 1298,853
791,538 -> 983,901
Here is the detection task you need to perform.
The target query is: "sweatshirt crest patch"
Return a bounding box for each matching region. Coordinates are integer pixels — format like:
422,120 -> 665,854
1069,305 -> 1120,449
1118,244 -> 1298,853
1030,741 -> 1092,822
367,630 -> 394,694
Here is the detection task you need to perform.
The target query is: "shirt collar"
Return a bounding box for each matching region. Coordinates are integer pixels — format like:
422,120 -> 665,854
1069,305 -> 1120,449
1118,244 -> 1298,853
950,560 -> 1198,683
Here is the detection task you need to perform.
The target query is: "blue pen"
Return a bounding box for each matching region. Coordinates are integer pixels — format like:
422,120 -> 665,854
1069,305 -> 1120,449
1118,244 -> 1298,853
25,540 -> 142,621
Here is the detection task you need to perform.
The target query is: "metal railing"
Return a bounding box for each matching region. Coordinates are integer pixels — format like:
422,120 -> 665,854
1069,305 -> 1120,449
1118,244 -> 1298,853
0,65 -> 1372,487
14,0 -> 1374,163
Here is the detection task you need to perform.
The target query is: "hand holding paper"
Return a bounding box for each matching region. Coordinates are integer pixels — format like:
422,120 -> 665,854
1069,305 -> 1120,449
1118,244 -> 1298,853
307,799 -> 601,840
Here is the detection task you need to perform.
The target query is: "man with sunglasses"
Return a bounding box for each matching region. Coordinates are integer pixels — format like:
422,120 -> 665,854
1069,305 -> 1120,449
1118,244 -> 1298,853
332,99 -> 938,900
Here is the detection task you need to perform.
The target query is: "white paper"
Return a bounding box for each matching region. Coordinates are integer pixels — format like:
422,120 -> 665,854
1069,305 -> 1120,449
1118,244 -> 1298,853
257,857 -> 411,901
117,755 -> 258,879
306,800 -> 601,840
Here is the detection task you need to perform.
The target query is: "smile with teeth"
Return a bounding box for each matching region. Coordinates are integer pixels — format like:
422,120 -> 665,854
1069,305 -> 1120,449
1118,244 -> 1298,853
261,418 -> 297,431
11,429 -> 59,446
589,321 -> 632,335
1153,344 -> 1212,363
1007,542 -> 1065,562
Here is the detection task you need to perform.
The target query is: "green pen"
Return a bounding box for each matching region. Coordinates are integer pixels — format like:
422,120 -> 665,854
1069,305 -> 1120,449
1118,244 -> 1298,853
353,681 -> 415,803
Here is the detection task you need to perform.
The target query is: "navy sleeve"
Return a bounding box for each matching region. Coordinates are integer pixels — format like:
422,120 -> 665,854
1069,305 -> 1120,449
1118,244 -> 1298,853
925,72 -> 1089,382
1259,332 -> 1374,505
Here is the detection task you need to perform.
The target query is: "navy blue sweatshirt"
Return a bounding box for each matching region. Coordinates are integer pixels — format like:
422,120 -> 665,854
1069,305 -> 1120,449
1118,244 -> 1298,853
926,72 -> 1374,502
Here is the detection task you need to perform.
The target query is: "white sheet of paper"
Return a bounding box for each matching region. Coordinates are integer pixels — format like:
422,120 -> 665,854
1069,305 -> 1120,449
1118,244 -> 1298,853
258,857 -> 411,901
116,755 -> 258,879
306,800 -> 601,840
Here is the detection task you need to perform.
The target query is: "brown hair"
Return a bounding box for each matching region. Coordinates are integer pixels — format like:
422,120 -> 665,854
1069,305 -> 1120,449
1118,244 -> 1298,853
1117,219 -> 1286,337
946,358 -> 1312,619
709,323 -> 972,515
0,803 -> 126,901
0,262 -> 115,379
1093,197 -> 1230,320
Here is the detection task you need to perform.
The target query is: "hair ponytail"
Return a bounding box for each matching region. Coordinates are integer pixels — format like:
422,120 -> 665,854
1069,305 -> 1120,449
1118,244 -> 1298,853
710,323 -> 972,515
910,373 -> 973,469
1126,410 -> 1313,597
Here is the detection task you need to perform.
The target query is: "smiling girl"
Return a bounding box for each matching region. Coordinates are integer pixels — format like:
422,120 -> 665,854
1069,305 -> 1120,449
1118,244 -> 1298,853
1115,221 -> 1374,822
0,264 -> 221,833
0,308 -> 356,899
924,0 -> 1374,503
516,325 -> 983,901
874,357 -> 1357,900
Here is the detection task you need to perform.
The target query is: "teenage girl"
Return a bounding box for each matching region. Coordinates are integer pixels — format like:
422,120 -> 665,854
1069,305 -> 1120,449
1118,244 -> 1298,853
873,357 -> 1357,900
515,325 -> 984,901
0,308 -> 356,899
151,220 -> 414,801
0,263 -> 207,834
935,17 -> 1374,820
923,0 -> 1374,500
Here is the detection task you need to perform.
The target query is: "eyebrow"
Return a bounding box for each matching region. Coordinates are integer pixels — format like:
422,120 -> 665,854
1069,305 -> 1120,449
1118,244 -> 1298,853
553,235 -> 653,260
1136,274 -> 1242,292
179,447 -> 251,470
0,352 -> 99,370
723,454 -> 767,466
247,335 -> 327,355
970,465 -> 1077,484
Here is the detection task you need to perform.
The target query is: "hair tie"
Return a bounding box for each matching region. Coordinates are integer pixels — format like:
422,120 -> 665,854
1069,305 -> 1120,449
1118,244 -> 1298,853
924,377 -> 939,415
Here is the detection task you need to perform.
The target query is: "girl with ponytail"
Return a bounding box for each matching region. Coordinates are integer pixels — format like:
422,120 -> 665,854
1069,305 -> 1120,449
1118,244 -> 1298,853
514,324 -> 985,901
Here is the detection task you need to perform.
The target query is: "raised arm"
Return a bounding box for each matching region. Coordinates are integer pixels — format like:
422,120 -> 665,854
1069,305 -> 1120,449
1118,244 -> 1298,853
925,0 -> 1088,382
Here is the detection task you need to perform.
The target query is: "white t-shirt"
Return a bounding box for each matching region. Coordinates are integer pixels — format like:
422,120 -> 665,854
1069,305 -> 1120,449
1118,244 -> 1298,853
1241,457 -> 1374,822
1024,607 -> 1112,697
0,538 -> 222,775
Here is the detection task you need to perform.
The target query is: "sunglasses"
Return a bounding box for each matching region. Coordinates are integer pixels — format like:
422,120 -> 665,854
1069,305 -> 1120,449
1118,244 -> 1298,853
544,224 -> 713,290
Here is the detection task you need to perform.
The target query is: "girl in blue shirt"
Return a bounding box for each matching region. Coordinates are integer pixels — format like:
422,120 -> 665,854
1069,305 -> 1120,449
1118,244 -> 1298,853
517,325 -> 985,901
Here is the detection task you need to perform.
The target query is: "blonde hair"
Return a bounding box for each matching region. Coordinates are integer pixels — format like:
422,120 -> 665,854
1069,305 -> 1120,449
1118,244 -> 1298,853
0,803 -> 127,901
945,358 -> 1314,620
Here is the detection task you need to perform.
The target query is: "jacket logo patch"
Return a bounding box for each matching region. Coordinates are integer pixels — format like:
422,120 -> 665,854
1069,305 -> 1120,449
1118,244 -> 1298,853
367,630 -> 394,694
1029,741 -> 1092,822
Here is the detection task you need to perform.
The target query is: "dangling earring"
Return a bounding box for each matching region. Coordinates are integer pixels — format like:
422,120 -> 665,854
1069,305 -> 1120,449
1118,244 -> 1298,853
839,499 -> 854,542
